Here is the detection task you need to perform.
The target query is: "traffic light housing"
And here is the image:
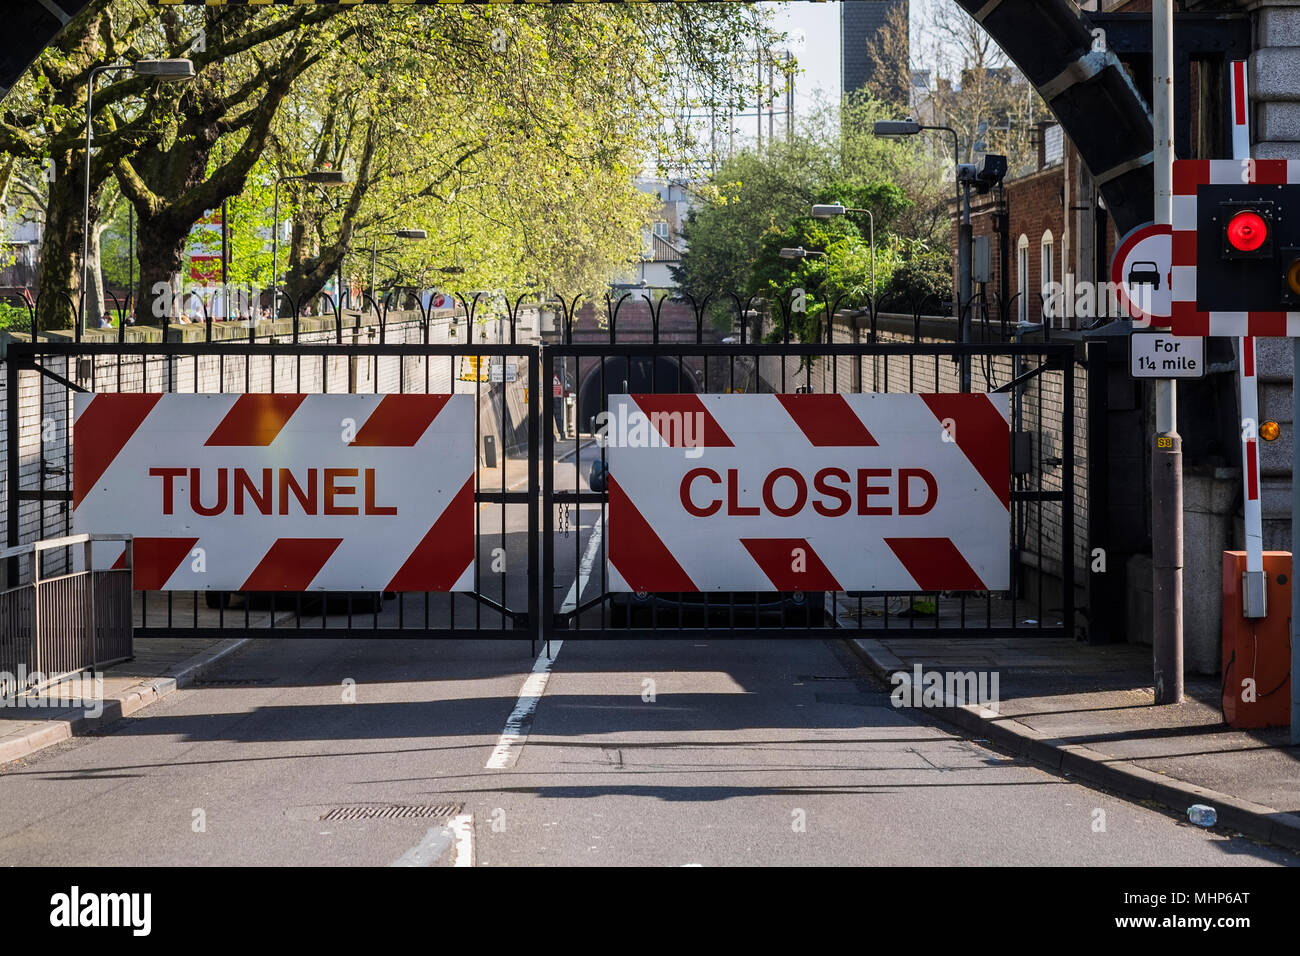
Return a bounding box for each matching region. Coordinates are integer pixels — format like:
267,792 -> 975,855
1195,184 -> 1300,312
1222,204 -> 1273,257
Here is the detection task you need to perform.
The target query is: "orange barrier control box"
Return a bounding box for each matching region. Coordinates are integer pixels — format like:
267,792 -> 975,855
1221,551 -> 1292,728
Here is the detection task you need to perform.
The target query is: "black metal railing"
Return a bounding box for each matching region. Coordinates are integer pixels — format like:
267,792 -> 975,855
3,290 -> 1082,645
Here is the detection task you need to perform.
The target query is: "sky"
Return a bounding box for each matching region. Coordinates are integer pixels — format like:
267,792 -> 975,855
767,0 -> 945,118
765,1 -> 840,115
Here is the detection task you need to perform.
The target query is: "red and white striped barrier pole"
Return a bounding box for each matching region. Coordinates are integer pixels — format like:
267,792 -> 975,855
1232,60 -> 1267,617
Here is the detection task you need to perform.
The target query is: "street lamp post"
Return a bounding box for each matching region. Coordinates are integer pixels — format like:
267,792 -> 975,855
82,58 -> 194,337
367,228 -> 428,310
271,169 -> 348,318
811,203 -> 875,298
873,119 -> 967,388
778,247 -> 827,260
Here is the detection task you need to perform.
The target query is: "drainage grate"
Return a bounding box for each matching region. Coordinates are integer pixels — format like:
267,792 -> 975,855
191,677 -> 274,687
320,803 -> 463,822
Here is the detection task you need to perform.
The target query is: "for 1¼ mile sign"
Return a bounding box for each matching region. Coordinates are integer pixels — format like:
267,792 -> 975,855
1130,333 -> 1206,379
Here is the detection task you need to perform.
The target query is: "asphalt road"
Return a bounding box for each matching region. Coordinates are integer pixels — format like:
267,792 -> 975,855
0,631 -> 1294,866
0,442 -> 1294,867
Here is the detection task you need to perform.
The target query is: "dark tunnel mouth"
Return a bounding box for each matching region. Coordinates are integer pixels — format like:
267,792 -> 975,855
576,356 -> 700,434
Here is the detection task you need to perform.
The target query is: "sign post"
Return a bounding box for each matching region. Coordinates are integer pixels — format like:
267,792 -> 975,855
1151,0 -> 1183,705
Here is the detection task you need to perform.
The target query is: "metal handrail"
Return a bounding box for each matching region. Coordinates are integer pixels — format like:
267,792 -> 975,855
0,532 -> 132,562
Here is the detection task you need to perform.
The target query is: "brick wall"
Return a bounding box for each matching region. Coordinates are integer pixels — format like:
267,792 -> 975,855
957,163 -> 1122,330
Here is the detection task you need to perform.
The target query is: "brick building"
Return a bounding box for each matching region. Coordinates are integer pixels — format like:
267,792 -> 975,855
960,122 -> 1121,329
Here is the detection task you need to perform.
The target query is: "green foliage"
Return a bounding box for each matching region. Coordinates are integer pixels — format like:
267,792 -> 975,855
0,301 -> 32,333
3,1 -> 785,316
883,240 -> 953,310
675,94 -> 952,342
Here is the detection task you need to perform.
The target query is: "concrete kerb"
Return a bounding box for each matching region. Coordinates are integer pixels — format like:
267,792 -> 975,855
845,637 -> 1300,853
0,637 -> 250,766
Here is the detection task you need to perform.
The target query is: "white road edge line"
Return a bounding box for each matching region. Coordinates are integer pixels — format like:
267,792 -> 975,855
560,515 -> 603,614
483,508 -> 602,771
449,814 -> 475,867
389,826 -> 454,867
485,641 -> 564,770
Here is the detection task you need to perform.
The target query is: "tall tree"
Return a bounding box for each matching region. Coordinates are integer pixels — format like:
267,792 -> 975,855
914,2 -> 1044,173
114,4 -> 347,322
3,1 -> 780,327
674,95 -> 947,306
862,0 -> 913,111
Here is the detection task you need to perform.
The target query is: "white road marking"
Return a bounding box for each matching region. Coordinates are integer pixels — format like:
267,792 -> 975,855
482,500 -> 602,771
485,641 -> 564,770
560,514 -> 603,613
390,826 -> 454,867
449,814 -> 475,867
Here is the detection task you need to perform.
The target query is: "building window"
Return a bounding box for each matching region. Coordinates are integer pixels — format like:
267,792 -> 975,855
653,220 -> 669,239
1017,235 -> 1029,322
1040,231 -> 1055,321
1044,124 -> 1064,167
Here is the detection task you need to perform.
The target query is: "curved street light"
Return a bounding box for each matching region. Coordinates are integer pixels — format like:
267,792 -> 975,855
811,203 -> 875,297
874,117 -> 968,388
366,228 -> 428,310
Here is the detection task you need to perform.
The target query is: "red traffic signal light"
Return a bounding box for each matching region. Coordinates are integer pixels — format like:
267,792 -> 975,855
1227,210 -> 1269,252
1220,201 -> 1275,259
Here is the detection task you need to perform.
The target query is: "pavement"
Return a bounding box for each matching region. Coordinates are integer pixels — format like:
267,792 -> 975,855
0,636 -> 248,764
846,636 -> 1300,852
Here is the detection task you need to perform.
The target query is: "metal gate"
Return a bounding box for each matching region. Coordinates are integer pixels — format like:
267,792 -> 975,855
3,297 -> 1078,644
4,306 -> 541,644
540,297 -> 1078,641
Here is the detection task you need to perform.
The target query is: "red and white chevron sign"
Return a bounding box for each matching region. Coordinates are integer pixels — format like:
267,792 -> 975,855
605,393 -> 1011,593
1171,157 -> 1300,336
72,393 -> 474,591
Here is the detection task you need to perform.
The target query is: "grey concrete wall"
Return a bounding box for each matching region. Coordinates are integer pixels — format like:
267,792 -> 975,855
1250,1 -> 1300,564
